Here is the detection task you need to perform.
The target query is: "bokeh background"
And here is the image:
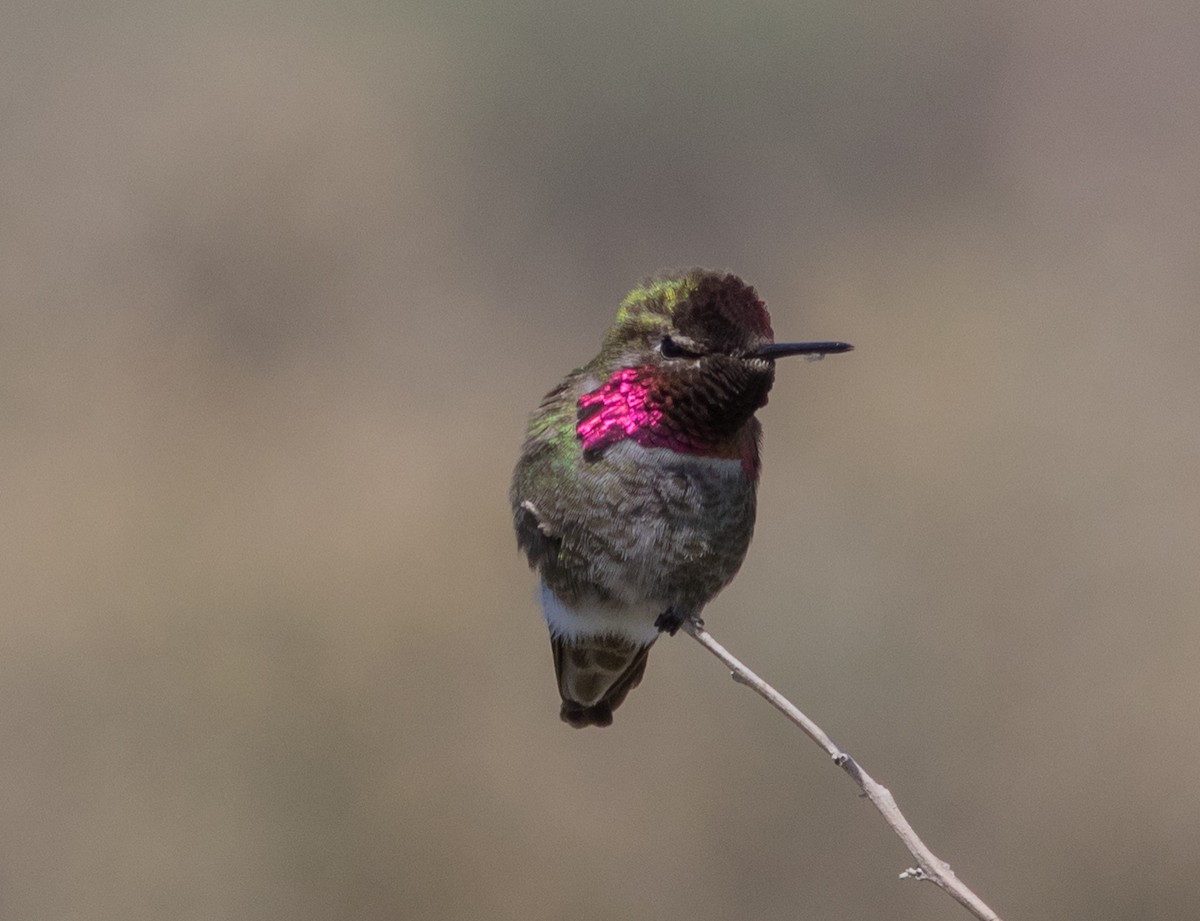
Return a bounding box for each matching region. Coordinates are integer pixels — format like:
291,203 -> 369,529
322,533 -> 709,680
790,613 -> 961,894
3,1 -> 1198,918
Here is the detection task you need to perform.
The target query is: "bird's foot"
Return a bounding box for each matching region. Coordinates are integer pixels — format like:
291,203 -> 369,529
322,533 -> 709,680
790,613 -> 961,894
654,607 -> 694,636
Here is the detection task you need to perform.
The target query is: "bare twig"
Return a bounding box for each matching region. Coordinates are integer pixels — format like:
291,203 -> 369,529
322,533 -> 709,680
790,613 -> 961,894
682,618 -> 1004,921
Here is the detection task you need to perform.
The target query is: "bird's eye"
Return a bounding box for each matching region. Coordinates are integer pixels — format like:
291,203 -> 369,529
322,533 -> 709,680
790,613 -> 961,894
659,336 -> 699,359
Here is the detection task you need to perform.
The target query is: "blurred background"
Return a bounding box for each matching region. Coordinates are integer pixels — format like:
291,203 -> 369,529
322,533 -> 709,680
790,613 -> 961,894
2,1 -> 1198,918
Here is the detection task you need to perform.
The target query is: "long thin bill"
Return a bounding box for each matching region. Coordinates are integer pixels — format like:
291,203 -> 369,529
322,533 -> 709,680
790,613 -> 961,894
753,341 -> 854,359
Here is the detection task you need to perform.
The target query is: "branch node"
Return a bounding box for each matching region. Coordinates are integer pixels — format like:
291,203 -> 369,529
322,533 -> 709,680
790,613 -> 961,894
900,867 -> 930,881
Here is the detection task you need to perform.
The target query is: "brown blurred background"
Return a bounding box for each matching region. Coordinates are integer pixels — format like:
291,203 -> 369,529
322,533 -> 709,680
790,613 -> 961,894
2,1 -> 1198,919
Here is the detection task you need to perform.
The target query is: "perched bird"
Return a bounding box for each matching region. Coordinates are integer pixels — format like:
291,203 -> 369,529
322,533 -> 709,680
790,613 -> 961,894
511,270 -> 851,727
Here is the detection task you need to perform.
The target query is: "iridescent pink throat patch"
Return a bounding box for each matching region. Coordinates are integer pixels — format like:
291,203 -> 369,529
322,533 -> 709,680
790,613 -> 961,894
577,368 -> 664,451
576,368 -> 756,474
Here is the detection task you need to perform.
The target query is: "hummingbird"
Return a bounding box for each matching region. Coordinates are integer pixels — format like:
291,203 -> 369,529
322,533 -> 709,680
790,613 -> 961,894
511,270 -> 851,728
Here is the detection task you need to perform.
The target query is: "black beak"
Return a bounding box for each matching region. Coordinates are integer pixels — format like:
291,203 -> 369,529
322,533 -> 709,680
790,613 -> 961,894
752,341 -> 854,359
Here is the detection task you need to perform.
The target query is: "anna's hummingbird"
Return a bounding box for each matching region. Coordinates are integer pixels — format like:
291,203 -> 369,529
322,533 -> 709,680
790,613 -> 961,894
511,270 -> 851,728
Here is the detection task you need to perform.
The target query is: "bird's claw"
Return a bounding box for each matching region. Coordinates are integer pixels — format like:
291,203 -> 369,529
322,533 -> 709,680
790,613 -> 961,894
654,608 -> 687,635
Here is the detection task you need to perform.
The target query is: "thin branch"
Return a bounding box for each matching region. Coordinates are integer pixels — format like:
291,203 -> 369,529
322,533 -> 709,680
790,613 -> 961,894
682,618 -> 1004,921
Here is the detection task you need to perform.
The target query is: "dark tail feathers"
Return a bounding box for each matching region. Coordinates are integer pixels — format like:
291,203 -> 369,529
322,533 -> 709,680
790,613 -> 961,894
551,634 -> 653,728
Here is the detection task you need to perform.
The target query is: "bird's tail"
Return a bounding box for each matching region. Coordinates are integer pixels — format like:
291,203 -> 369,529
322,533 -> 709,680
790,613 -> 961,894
551,633 -> 654,728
